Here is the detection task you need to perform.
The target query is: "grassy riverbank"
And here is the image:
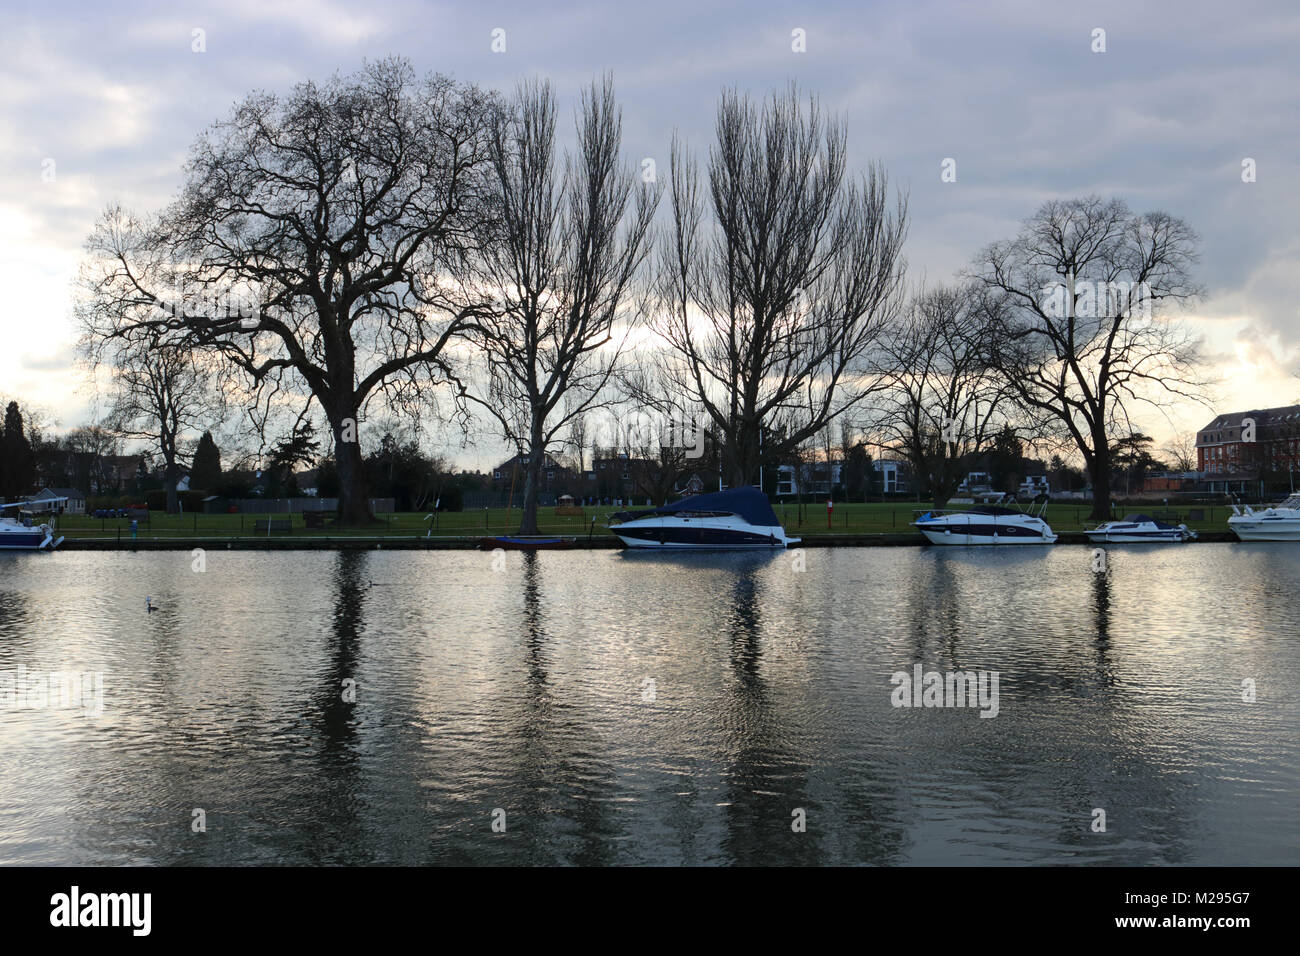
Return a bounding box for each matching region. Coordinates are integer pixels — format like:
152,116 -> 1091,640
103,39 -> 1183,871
51,500 -> 1236,543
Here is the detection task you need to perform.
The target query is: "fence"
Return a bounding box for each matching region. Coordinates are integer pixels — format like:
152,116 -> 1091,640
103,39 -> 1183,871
463,492 -> 558,510
208,497 -> 395,514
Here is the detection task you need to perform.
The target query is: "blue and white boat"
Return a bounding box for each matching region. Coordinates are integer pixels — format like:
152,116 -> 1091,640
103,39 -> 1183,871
0,498 -> 67,551
1085,514 -> 1196,543
607,488 -> 799,550
913,499 -> 1056,545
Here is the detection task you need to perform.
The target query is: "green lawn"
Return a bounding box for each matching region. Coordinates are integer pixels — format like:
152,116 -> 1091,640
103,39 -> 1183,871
52,500 -> 1235,539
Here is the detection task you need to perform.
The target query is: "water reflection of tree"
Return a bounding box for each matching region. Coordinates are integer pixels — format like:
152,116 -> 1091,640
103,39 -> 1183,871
1088,569 -> 1117,694
715,559 -> 828,865
490,552 -> 619,866
909,551 -> 963,665
307,549 -> 371,863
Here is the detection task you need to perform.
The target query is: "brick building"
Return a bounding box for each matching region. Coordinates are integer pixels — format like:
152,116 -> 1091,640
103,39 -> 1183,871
1196,404 -> 1300,493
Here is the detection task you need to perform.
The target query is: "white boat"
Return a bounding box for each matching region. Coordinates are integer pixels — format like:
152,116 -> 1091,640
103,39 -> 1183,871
607,488 -> 800,550
1085,514 -> 1197,543
0,498 -> 67,551
913,499 -> 1056,545
1228,494 -> 1300,541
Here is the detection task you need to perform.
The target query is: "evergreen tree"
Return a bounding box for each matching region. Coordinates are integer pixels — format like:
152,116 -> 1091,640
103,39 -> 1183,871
190,431 -> 222,491
988,425 -> 1024,494
1,401 -> 36,499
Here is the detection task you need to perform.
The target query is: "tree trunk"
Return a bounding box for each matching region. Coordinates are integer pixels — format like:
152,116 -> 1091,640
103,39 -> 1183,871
1089,442 -> 1112,520
164,463 -> 180,514
331,409 -> 373,525
727,422 -> 760,488
517,418 -> 545,535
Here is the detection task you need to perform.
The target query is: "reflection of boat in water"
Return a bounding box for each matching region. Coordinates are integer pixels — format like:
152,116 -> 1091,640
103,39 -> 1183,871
913,499 -> 1056,546
1085,514 -> 1196,543
607,488 -> 799,550
0,498 -> 66,551
479,536 -> 576,551
1228,494 -> 1300,541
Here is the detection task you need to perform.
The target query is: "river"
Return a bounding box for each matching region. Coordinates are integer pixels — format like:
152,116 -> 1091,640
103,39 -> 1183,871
1,544 -> 1296,865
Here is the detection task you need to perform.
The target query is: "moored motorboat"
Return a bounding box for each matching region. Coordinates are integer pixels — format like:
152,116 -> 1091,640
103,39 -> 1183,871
607,487 -> 799,550
0,498 -> 67,551
913,499 -> 1056,545
1085,514 -> 1196,543
1228,494 -> 1300,541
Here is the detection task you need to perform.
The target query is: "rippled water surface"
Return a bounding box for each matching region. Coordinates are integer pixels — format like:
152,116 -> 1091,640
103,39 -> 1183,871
1,545 -> 1297,865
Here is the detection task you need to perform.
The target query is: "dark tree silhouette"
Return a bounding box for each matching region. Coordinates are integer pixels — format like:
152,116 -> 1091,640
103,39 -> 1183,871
190,431 -> 222,491
656,85 -> 908,488
1,401 -> 37,500
78,60 -> 498,524
969,196 -> 1206,519
468,77 -> 659,534
874,283 -> 1011,508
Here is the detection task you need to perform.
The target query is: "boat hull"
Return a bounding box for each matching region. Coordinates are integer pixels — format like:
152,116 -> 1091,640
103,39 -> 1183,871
612,516 -> 796,550
916,527 -> 1056,545
913,512 -> 1056,545
0,530 -> 60,550
1228,520 -> 1300,541
1084,530 -> 1194,543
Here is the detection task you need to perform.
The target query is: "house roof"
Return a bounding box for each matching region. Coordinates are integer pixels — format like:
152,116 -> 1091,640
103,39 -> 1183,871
1199,405 -> 1300,434
39,486 -> 86,498
492,452 -> 564,473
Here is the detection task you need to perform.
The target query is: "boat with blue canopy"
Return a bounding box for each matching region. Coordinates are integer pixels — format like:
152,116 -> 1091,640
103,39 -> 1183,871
607,487 -> 799,550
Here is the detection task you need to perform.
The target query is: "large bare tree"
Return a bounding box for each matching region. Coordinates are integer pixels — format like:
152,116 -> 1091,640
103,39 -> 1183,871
655,86 -> 908,488
468,77 -> 659,534
78,60 -> 496,524
969,196 -> 1206,519
873,283 -> 1011,508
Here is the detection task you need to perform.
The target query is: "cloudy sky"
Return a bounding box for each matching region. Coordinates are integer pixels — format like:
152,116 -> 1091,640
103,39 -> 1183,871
2,0 -> 1298,466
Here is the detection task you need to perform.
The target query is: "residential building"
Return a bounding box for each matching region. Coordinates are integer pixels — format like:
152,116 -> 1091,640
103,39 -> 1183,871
1197,404 -> 1300,493
31,487 -> 87,514
874,459 -> 910,494
776,461 -> 842,497
490,453 -> 569,498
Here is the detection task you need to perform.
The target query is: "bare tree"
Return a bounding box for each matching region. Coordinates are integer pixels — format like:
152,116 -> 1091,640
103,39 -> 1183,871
655,85 -> 908,488
87,336 -> 221,513
468,77 -> 659,534
63,423 -> 122,496
77,60 -> 497,524
969,196 -> 1206,518
873,283 -> 1011,508
567,411 -> 589,475
1162,431 -> 1198,472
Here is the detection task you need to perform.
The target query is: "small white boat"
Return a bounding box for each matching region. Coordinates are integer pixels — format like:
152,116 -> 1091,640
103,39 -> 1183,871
1085,514 -> 1196,543
1228,494 -> 1300,541
0,498 -> 67,551
913,499 -> 1056,545
607,488 -> 799,550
